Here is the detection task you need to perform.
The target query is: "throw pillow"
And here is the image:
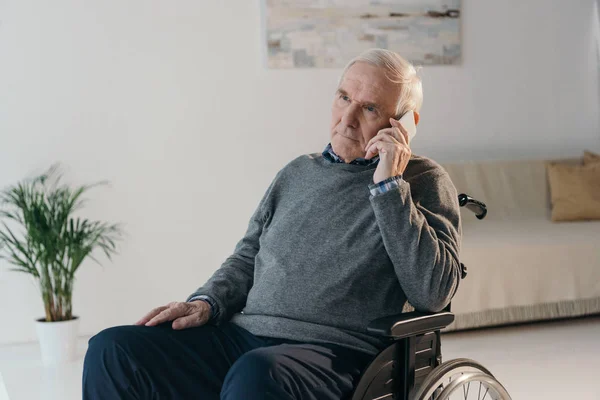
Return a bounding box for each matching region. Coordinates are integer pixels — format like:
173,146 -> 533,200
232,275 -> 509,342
546,162 -> 600,222
583,150 -> 600,165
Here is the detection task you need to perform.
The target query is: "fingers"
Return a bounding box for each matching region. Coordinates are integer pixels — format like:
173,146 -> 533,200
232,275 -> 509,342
364,118 -> 411,160
145,302 -> 190,327
172,312 -> 207,330
365,132 -> 399,159
365,140 -> 381,159
365,128 -> 400,154
135,306 -> 168,326
365,140 -> 396,160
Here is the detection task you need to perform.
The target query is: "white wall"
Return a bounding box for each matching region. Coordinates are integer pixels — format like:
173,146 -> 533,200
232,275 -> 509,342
0,0 -> 599,345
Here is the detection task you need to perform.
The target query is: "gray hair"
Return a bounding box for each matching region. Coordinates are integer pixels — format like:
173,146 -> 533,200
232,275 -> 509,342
339,48 -> 423,118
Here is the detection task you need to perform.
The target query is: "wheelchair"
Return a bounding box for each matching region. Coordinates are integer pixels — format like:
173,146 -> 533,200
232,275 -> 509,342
350,194 -> 512,400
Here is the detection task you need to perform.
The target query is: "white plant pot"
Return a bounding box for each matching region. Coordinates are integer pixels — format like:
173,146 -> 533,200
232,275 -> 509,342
35,316 -> 80,365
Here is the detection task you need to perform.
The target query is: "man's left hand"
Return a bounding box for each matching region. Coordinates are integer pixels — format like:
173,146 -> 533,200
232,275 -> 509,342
365,118 -> 412,184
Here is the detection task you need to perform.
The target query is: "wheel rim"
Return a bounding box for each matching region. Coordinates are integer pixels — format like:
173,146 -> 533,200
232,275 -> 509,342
417,371 -> 511,400
414,365 -> 490,400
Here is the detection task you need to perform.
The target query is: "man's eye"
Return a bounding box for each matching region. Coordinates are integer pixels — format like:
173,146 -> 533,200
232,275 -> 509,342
342,95 -> 350,102
366,106 -> 376,112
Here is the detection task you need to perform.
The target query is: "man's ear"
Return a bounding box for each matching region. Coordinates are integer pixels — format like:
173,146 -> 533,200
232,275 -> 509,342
414,111 -> 420,126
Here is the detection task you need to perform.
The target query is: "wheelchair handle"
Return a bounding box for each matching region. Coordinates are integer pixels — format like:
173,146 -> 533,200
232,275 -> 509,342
458,193 -> 487,220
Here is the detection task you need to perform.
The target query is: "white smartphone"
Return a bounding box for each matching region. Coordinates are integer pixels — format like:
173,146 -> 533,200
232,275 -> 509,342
398,110 -> 417,142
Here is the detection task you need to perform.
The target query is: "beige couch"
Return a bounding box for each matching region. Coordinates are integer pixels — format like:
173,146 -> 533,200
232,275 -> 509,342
440,158 -> 600,331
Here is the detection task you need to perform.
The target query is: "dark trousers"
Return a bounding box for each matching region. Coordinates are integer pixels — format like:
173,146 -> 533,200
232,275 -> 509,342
82,321 -> 375,399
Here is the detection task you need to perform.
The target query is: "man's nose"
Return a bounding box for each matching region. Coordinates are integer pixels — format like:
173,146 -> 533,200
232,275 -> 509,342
341,104 -> 359,129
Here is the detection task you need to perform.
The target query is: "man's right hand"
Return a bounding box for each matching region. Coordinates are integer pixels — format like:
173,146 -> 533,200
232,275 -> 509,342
135,300 -> 211,330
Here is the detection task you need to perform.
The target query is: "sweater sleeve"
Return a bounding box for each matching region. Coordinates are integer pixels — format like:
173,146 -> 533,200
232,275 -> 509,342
186,177 -> 277,325
369,170 -> 462,312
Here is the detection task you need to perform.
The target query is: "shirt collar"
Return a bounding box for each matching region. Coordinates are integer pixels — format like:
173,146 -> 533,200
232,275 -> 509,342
322,143 -> 379,166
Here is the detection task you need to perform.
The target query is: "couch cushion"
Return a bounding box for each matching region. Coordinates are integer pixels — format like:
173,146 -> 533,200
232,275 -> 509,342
453,219 -> 600,314
442,160 -> 549,223
442,157 -> 583,225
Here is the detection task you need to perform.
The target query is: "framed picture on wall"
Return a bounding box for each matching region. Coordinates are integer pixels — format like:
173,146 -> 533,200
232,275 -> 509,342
262,0 -> 462,68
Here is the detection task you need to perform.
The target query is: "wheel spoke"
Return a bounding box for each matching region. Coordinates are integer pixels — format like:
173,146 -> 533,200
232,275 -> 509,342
478,382 -> 482,400
482,386 -> 490,400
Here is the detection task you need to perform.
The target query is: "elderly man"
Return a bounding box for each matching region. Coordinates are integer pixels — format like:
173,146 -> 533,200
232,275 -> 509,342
83,48 -> 461,399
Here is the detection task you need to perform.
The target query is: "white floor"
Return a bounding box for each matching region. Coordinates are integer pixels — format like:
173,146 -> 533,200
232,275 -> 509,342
0,317 -> 599,399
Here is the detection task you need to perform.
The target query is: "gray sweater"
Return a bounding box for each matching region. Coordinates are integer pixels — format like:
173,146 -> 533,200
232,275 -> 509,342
188,153 -> 462,355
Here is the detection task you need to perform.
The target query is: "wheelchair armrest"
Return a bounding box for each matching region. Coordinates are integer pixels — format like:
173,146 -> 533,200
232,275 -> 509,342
367,311 -> 455,339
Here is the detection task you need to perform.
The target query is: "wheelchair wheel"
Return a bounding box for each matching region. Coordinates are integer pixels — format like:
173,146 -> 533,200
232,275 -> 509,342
411,358 -> 511,400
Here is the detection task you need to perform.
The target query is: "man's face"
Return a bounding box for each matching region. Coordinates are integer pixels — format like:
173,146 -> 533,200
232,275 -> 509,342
330,62 -> 401,163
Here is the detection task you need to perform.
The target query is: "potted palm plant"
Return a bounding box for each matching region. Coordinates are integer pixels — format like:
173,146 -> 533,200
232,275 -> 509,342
0,164 -> 123,365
